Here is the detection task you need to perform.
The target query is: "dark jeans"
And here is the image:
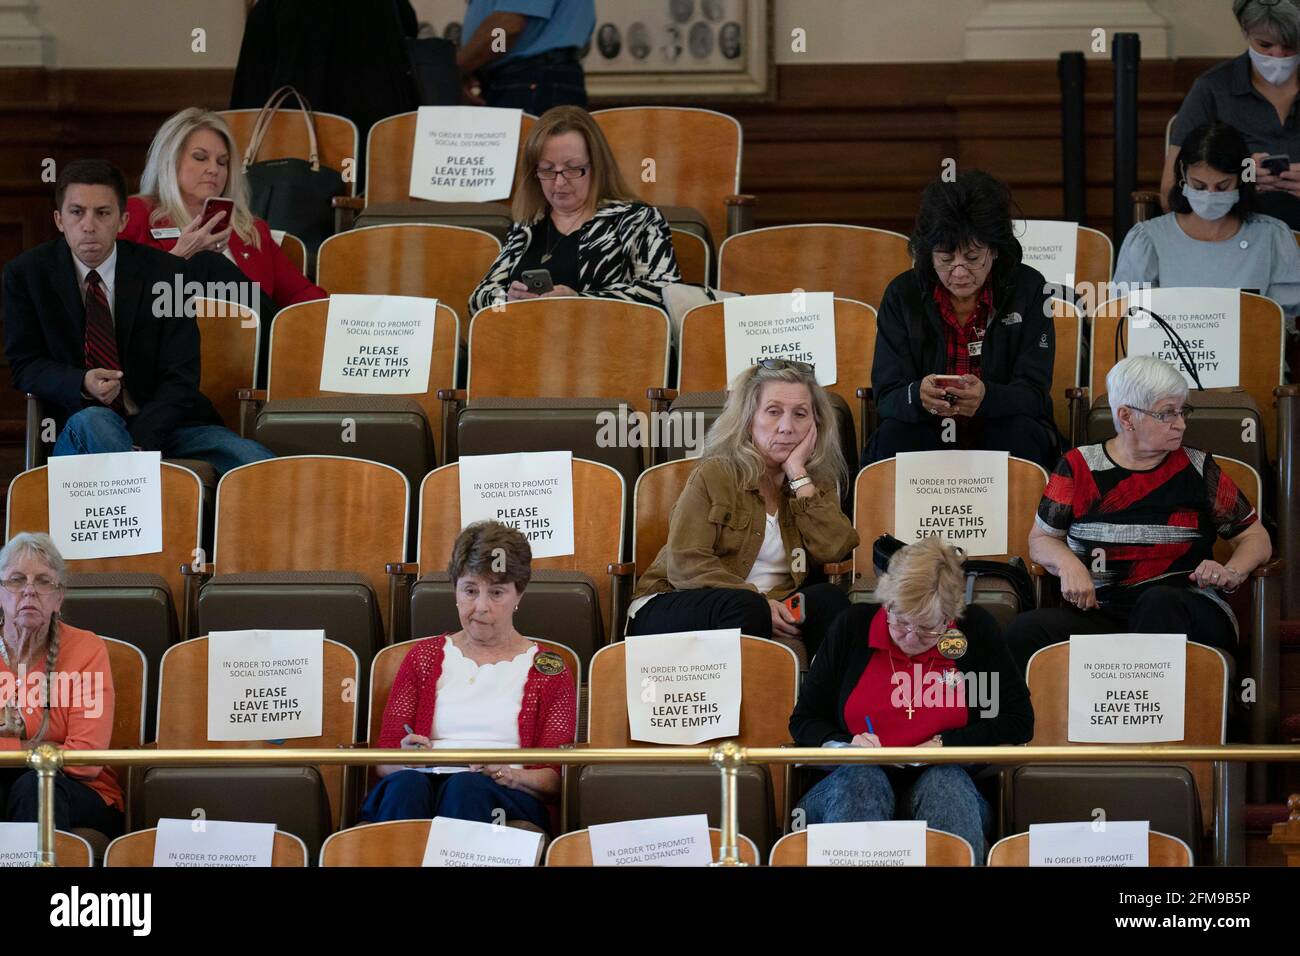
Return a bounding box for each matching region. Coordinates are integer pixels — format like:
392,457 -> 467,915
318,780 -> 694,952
799,764 -> 991,864
626,582 -> 852,659
481,58 -> 587,113
0,768 -> 124,837
1004,582 -> 1237,675
359,769 -> 552,833
53,406 -> 275,478
862,414 -> 1057,470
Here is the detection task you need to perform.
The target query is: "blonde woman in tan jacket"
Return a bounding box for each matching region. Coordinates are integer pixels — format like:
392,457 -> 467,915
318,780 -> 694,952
627,361 -> 859,658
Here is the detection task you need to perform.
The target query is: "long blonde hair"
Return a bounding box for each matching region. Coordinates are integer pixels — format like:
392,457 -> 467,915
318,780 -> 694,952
138,107 -> 259,248
700,364 -> 848,493
511,105 -> 638,224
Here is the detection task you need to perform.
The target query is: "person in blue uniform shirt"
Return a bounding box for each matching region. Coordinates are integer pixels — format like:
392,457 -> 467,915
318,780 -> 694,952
458,0 -> 596,112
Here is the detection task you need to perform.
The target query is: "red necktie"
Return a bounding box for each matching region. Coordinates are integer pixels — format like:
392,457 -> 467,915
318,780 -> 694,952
83,270 -> 126,416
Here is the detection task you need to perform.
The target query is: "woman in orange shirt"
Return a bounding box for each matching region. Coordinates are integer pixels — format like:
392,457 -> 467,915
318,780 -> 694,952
0,533 -> 122,837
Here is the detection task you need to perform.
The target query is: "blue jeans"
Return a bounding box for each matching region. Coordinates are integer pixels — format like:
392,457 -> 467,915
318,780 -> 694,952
359,770 -> 552,833
53,407 -> 274,478
798,764 -> 992,864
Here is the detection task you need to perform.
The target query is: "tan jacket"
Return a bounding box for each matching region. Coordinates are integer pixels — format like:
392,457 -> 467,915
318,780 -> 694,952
632,457 -> 859,600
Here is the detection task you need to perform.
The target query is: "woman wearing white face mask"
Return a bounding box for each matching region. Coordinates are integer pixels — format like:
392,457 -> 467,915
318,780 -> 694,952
1117,122 -> 1300,350
1161,1 -> 1300,228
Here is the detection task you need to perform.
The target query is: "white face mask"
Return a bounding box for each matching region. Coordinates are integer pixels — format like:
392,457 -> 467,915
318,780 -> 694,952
1182,183 -> 1239,221
1248,45 -> 1300,85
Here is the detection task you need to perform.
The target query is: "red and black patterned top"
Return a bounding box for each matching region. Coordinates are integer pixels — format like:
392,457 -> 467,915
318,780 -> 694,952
934,282 -> 993,379
1036,443 -> 1258,602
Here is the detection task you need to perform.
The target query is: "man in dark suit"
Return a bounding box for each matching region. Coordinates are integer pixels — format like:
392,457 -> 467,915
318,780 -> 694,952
3,159 -> 273,476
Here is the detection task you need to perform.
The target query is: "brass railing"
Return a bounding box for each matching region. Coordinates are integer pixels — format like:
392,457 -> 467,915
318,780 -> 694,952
3,743 -> 1298,866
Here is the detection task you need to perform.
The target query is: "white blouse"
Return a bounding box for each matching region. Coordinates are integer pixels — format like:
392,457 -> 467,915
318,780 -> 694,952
431,636 -> 535,753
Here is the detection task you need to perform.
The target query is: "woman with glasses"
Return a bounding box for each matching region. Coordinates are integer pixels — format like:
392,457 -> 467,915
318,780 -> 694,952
789,535 -> 1033,861
361,521 -> 575,834
1006,356 -> 1273,672
467,105 -> 681,312
864,169 -> 1060,469
627,361 -> 857,660
0,533 -> 122,838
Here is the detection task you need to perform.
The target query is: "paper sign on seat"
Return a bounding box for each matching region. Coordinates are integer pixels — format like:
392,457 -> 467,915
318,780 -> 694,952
47,452 -> 162,559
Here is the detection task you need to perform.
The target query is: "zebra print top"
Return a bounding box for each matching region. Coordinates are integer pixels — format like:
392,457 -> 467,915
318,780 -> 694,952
468,200 -> 681,315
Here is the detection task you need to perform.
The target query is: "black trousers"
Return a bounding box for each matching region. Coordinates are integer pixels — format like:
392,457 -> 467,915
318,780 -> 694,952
0,768 -> 123,837
862,414 -> 1057,470
1004,583 -> 1237,675
626,582 -> 851,659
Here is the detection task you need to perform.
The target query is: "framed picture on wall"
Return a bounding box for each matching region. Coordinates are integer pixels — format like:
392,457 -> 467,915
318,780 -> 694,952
409,0 -> 774,100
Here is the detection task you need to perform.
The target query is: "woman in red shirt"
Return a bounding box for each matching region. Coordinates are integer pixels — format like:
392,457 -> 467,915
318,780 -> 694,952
361,521 -> 576,834
122,108 -> 326,381
789,536 -> 1033,862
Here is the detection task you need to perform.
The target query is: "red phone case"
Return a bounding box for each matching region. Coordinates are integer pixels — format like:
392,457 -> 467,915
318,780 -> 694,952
201,198 -> 233,231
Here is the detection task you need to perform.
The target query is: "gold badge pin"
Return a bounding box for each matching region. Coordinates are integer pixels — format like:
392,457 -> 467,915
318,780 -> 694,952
938,628 -> 968,660
533,651 -> 565,676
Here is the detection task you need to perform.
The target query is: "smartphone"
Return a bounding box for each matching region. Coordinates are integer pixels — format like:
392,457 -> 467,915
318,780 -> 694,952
782,593 -> 805,625
200,196 -> 234,232
932,375 -> 963,386
1262,154 -> 1291,176
521,268 -> 553,294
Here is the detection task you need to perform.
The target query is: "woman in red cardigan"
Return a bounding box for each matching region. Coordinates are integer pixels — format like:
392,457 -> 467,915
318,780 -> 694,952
361,521 -> 576,833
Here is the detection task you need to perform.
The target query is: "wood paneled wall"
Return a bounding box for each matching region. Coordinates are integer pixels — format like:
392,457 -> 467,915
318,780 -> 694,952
0,57 -> 1220,491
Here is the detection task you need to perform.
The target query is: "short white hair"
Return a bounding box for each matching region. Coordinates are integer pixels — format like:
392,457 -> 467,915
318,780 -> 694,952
0,531 -> 67,587
1106,355 -> 1188,429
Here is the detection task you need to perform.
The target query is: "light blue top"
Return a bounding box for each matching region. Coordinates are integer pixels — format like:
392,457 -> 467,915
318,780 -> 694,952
1114,212 -> 1300,332
464,0 -> 596,68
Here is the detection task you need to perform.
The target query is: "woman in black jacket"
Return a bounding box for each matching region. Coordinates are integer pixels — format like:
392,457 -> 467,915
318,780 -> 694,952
864,170 -> 1060,468
789,536 -> 1033,861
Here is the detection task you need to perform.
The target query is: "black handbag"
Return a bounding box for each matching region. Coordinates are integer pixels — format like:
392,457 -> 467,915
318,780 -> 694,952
242,85 -> 345,267
871,533 -> 1037,612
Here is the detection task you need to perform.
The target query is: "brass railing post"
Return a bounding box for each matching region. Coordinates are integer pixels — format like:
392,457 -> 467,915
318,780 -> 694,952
28,743 -> 62,867
710,740 -> 746,867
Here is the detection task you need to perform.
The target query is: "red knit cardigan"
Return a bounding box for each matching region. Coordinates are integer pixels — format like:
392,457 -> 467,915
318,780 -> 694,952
376,634 -> 577,782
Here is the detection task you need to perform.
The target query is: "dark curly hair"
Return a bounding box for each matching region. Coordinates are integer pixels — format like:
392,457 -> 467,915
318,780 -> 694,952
909,169 -> 1023,290
1167,122 -> 1256,222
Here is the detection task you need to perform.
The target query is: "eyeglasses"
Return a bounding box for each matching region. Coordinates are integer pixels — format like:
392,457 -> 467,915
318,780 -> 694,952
1,574 -> 62,595
1130,405 -> 1194,424
886,609 -> 951,640
536,165 -> 590,181
757,359 -> 816,373
933,248 -> 992,275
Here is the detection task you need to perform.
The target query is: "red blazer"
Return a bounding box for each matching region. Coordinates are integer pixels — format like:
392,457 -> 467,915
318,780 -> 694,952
122,196 -> 327,309
376,634 -> 577,783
